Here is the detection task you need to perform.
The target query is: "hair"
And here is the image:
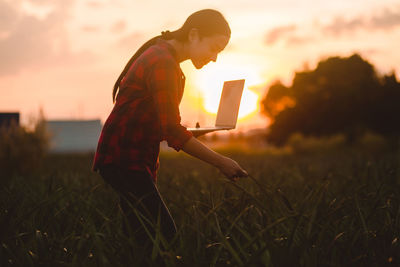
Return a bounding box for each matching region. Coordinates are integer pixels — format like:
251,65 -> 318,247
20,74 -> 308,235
112,9 -> 231,103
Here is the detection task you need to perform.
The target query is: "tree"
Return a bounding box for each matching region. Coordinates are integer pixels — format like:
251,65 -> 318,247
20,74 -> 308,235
261,54 -> 400,145
261,81 -> 294,120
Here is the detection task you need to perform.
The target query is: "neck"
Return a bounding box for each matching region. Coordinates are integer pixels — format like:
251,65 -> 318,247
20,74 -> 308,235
165,39 -> 189,63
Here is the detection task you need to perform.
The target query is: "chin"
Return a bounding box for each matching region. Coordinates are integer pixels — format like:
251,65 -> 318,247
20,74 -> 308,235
192,60 -> 205,69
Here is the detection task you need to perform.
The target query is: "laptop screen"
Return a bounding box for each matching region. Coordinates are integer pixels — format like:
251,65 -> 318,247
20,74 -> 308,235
215,79 -> 245,128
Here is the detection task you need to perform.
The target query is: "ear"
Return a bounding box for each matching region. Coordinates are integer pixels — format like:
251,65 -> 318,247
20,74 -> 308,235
188,28 -> 200,42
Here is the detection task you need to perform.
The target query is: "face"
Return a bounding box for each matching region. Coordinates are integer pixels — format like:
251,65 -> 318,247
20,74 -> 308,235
188,30 -> 230,69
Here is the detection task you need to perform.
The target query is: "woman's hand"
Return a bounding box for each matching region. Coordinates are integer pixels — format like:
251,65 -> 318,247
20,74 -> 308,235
182,137 -> 248,182
217,156 -> 248,182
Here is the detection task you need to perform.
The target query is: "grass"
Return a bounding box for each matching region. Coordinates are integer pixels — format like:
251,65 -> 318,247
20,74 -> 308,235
0,145 -> 399,266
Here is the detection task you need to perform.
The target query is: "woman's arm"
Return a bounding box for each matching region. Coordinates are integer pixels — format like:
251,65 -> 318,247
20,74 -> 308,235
182,136 -> 247,181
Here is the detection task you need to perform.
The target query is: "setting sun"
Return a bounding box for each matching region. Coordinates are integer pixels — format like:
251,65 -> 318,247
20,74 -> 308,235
195,62 -> 262,119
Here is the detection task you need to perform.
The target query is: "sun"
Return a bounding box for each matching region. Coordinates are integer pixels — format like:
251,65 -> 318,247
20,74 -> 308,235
202,87 -> 259,119
195,63 -> 262,119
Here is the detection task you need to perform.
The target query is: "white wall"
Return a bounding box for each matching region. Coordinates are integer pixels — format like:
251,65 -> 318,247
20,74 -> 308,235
46,120 -> 102,153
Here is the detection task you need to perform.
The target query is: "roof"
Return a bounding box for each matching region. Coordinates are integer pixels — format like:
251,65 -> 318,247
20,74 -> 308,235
0,112 -> 20,127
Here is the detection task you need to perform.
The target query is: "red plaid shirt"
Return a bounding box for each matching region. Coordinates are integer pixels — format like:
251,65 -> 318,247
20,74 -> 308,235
93,39 -> 193,181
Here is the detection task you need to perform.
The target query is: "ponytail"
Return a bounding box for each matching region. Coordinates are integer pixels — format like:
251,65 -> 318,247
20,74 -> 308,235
112,36 -> 157,103
112,9 -> 230,103
112,31 -> 176,103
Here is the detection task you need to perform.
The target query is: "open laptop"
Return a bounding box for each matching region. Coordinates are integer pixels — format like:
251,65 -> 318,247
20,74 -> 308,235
187,79 -> 245,135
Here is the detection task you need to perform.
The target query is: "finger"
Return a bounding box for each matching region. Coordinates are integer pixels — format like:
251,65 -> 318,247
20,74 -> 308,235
229,176 -> 239,182
236,170 -> 248,177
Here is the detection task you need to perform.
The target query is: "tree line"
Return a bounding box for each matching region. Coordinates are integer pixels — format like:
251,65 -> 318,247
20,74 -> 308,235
261,54 -> 400,145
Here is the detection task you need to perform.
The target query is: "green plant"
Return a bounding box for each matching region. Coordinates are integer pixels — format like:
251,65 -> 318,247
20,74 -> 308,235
0,115 -> 49,187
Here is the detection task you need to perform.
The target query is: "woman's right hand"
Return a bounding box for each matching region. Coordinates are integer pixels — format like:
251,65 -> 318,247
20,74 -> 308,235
217,156 -> 248,182
182,137 -> 248,182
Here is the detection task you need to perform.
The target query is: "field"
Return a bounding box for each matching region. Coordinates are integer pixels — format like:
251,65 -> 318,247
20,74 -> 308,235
1,143 -> 399,266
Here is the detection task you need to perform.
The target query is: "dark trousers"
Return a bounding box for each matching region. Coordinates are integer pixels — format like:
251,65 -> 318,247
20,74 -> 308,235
98,165 -> 177,246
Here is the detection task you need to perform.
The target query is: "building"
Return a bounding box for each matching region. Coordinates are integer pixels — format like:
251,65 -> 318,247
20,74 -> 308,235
46,120 -> 102,153
0,112 -> 20,128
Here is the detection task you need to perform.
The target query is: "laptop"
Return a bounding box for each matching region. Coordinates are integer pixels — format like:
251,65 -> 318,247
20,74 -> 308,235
187,79 -> 245,135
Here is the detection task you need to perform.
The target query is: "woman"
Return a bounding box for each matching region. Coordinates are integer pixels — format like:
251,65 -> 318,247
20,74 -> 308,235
93,9 -> 247,247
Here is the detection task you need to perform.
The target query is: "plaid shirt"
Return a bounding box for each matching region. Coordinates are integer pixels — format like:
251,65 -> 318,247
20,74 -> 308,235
93,39 -> 193,181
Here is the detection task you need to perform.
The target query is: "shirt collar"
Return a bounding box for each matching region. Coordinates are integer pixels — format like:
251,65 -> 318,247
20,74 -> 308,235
155,38 -> 185,82
156,38 -> 179,61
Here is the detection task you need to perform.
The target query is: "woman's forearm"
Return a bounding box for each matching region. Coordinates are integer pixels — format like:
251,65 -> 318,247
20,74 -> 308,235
181,136 -> 224,168
181,137 -> 248,179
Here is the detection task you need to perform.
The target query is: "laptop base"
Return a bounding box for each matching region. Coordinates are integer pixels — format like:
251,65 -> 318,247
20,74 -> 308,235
187,126 -> 233,137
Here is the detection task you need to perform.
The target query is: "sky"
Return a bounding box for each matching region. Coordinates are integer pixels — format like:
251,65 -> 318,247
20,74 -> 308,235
1,0 -> 399,133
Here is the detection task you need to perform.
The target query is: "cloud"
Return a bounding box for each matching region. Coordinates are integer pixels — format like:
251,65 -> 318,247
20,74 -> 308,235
110,20 -> 126,34
0,1 -> 19,32
115,32 -> 145,51
86,1 -> 102,8
81,25 -> 100,32
323,16 -> 365,36
323,7 -> 400,35
286,35 -> 313,46
0,0 -> 95,76
265,25 -> 312,47
264,6 -> 400,48
370,8 -> 400,30
265,25 -> 296,45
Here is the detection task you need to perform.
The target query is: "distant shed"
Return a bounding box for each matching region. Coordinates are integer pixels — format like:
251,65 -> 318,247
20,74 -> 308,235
46,120 -> 102,153
0,112 -> 20,127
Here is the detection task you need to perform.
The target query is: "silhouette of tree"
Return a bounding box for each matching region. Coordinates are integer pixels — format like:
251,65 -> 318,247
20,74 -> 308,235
261,54 -> 400,145
261,81 -> 294,120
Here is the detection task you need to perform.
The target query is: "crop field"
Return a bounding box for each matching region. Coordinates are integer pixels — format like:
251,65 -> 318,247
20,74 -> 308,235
1,144 -> 399,266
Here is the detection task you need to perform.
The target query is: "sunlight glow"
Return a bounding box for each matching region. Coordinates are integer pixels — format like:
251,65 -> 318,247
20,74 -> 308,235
195,63 -> 262,119
21,1 -> 54,19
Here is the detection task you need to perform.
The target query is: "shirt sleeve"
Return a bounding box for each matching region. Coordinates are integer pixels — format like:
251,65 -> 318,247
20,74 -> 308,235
147,55 -> 193,151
